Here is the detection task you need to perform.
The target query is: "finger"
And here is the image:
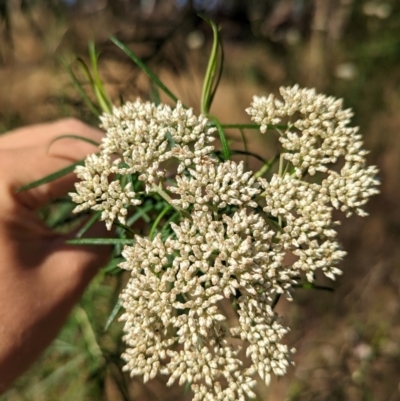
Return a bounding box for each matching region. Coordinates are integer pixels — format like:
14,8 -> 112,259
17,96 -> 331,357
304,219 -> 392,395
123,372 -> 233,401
1,138 -> 99,210
0,118 -> 104,150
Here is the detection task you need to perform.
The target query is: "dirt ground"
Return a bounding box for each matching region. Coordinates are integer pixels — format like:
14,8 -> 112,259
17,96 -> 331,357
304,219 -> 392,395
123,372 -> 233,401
1,1 -> 400,400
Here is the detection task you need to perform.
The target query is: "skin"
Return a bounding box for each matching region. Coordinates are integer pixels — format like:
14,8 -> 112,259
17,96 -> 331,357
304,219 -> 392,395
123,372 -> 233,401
0,118 -> 110,392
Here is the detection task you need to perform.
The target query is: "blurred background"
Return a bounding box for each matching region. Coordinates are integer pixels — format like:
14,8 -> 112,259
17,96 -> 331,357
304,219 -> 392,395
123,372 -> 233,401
1,0 -> 400,400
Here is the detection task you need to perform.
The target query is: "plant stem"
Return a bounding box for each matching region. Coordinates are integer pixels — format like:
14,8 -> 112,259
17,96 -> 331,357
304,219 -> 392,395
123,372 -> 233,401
254,153 -> 279,179
277,153 -> 285,228
149,204 -> 172,239
151,184 -> 191,219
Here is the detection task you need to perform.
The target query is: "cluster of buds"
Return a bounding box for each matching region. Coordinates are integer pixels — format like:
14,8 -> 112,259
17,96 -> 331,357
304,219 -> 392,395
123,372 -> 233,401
71,85 -> 379,401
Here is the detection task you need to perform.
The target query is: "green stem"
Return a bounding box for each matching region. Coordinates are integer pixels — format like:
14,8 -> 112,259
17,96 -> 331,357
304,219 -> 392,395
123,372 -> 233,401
151,184 -> 191,219
151,184 -> 174,205
149,204 -> 172,239
254,153 -> 280,179
278,153 -> 284,228
239,128 -> 249,170
278,153 -> 284,176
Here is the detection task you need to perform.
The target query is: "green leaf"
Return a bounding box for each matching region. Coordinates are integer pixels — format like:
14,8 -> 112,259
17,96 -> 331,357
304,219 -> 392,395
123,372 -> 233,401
210,116 -> 230,160
59,57 -> 101,117
48,134 -> 100,149
104,299 -> 122,331
66,238 -> 133,245
161,211 -> 180,233
76,211 -> 102,238
76,55 -> 111,115
17,160 -> 84,192
88,42 -> 112,113
46,201 -> 76,229
114,221 -> 135,235
102,257 -> 124,274
150,81 -> 161,105
110,35 -> 180,104
200,16 -> 221,114
127,203 -> 153,225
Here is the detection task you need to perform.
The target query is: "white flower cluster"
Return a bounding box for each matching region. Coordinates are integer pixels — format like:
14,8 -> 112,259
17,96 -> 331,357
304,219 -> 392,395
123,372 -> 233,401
70,154 -> 141,229
246,84 -> 379,216
169,160 -> 260,210
71,85 -> 379,401
70,99 -> 215,229
100,99 -> 215,183
120,211 -> 293,400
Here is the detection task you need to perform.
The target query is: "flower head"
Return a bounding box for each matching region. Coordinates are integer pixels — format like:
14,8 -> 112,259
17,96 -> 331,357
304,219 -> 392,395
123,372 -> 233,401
71,87 -> 379,400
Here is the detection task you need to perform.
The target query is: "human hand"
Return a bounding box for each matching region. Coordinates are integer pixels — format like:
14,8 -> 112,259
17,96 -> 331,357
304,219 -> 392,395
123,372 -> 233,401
0,119 -> 109,392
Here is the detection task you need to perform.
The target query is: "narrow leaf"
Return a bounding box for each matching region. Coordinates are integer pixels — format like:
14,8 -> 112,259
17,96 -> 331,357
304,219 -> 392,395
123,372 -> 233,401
88,42 -> 112,113
110,35 -> 179,104
17,160 -> 83,192
210,116 -> 230,160
59,57 -> 100,117
77,211 -> 102,238
150,81 -> 161,105
102,257 -> 124,274
200,15 -> 220,114
114,221 -> 135,235
46,201 -> 76,229
67,238 -> 133,245
48,134 -> 100,149
77,56 -> 111,114
104,299 -> 121,331
127,203 -> 153,225
209,26 -> 224,108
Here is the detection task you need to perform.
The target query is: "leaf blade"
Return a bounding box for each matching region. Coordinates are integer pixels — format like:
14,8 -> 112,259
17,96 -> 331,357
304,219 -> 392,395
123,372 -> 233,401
210,116 -> 230,161
110,35 -> 179,104
17,160 -> 83,192
67,238 -> 133,245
